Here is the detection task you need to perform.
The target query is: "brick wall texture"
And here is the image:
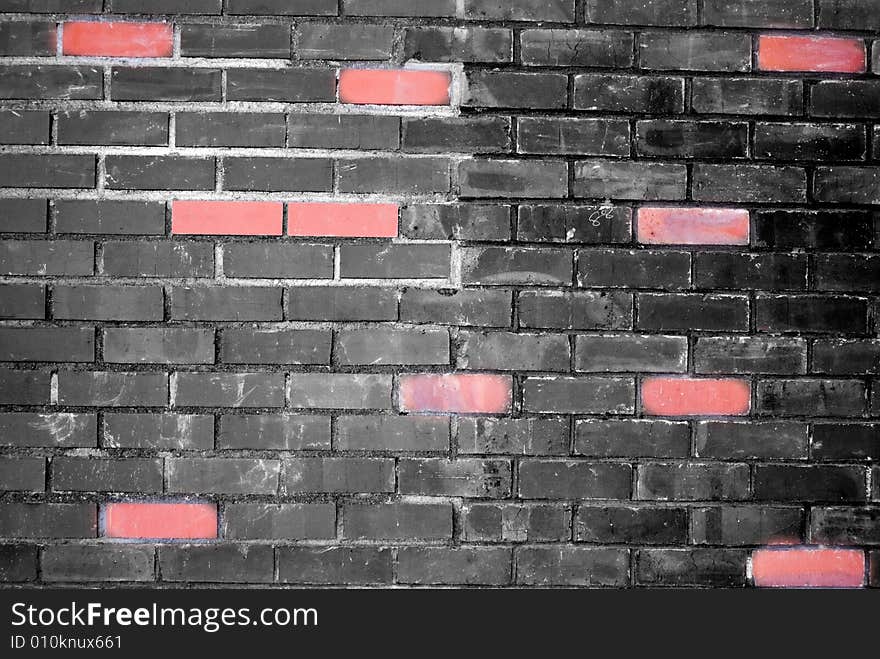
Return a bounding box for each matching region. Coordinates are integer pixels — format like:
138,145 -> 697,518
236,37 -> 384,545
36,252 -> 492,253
0,0 -> 879,589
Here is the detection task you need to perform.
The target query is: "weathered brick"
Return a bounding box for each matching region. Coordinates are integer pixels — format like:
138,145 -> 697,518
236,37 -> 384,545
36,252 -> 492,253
691,506 -> 804,545
58,371 -> 168,407
576,505 -> 688,545
575,419 -> 689,458
53,457 -> 162,493
159,545 -> 273,583
221,329 -> 330,365
695,421 -> 809,460
223,503 -> 335,540
637,462 -> 750,501
523,376 -> 635,414
167,458 -> 280,495
0,457 -> 44,492
104,413 -> 214,450
278,547 -> 392,585
519,291 -> 632,330
399,458 -> 511,498
217,414 -> 329,451
0,413 -> 96,448
400,288 -> 512,327
283,457 -> 394,494
336,328 -> 449,365
519,460 -> 632,499
343,503 -> 452,541
337,415 -> 449,452
463,503 -> 570,542
457,417 -> 569,456
637,548 -> 747,586
42,545 -> 154,583
398,547 -> 511,585
517,546 -> 628,587
174,372 -> 284,408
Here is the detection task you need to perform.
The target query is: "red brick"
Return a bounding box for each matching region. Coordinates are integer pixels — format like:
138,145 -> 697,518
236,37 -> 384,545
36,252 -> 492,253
637,207 -> 749,245
399,374 -> 512,414
62,22 -> 173,58
172,200 -> 282,236
642,377 -> 751,416
758,35 -> 866,73
752,547 -> 865,588
339,69 -> 451,106
102,502 -> 217,539
288,202 -> 398,238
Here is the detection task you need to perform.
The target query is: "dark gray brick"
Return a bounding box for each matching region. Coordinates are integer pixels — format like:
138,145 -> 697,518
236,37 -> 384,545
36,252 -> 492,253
0,503 -> 95,538
0,284 -> 44,319
574,74 -> 685,113
694,336 -> 807,374
0,22 -> 55,56
695,421 -> 809,460
289,114 -> 399,149
278,547 -> 392,585
0,110 -> 49,144
404,26 -> 512,63
224,157 -> 332,192
457,417 -> 569,456
0,369 -> 48,404
159,545 -> 273,583
400,288 -> 511,327
0,154 -> 94,188
103,242 -> 214,278
517,204 -> 632,244
576,334 -> 687,373
576,505 -> 688,544
637,462 -> 750,501
458,331 -> 570,371
111,68 -> 221,102
297,23 -> 393,60
170,287 -> 283,321
52,457 -> 162,493
519,460 -> 632,499
692,506 -> 804,545
338,157 -> 450,194
283,457 -> 394,493
576,419 -> 690,458
105,156 -> 215,191
462,247 -> 572,286
0,199 -> 46,233
104,413 -> 214,450
222,243 -> 333,278
167,458 -> 280,495
226,68 -> 336,102
400,204 -> 511,241
519,291 -> 632,330
523,376 -> 635,414
463,71 -> 568,109
573,160 -> 687,200
586,0 -> 696,25
0,66 -> 102,100
636,548 -> 747,586
221,328 -> 331,365
53,285 -> 163,321
174,372 -> 284,408
340,244 -> 450,279
58,371 -> 168,407
521,29 -> 633,67
56,200 -> 166,235
517,547 -> 628,586
58,111 -> 168,146
287,286 -> 397,321
463,503 -> 570,542
398,547 -> 511,585
703,0 -> 813,27
0,240 -> 93,276
0,413 -> 96,448
176,112 -> 286,147
223,503 -> 335,540
181,24 -> 291,58
218,414 -> 330,450
692,77 -> 803,115
288,373 -> 392,410
337,414 -> 448,452
0,457 -> 44,492
403,117 -> 511,153
640,31 -> 750,71
336,327 -> 449,365
103,328 -> 215,365
42,545 -> 154,583
0,327 -> 94,362
399,458 -> 511,498
343,503 -> 451,541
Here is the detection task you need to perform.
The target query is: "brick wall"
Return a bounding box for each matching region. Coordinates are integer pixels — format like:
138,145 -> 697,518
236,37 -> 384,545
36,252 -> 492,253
0,0 -> 878,588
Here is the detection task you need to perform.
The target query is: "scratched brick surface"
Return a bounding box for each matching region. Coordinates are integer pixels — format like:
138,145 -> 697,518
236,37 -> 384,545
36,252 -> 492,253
0,0 -> 878,589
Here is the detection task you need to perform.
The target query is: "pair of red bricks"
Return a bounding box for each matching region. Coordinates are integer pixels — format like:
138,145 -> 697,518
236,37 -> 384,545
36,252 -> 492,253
60,21 -> 871,74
